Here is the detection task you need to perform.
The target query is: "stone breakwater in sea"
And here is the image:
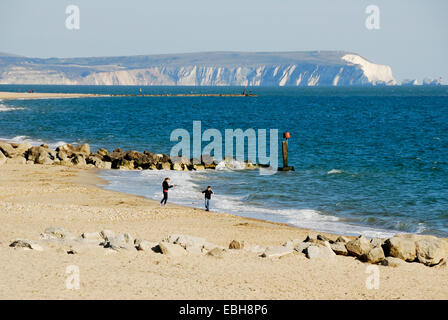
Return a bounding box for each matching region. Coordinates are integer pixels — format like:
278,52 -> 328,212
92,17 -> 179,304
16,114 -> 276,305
8,227 -> 448,268
0,141 -> 259,171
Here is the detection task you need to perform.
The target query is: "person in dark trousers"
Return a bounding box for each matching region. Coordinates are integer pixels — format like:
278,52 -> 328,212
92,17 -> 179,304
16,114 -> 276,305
201,186 -> 214,211
160,178 -> 174,206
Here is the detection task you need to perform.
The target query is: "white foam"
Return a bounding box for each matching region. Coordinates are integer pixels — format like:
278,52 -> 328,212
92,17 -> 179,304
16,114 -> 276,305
216,159 -> 247,171
279,208 -> 397,238
99,169 -> 399,238
327,169 -> 343,175
0,103 -> 26,112
416,223 -> 427,234
0,135 -> 69,149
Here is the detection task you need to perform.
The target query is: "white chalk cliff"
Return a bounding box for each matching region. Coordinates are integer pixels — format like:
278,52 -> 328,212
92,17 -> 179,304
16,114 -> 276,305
0,51 -> 396,86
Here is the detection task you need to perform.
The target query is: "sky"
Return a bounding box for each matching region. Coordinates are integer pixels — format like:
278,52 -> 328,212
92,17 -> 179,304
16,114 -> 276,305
0,0 -> 447,82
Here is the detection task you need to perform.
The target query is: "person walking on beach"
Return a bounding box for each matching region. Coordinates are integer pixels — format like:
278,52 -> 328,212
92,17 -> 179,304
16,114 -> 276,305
160,178 -> 174,206
201,186 -> 214,211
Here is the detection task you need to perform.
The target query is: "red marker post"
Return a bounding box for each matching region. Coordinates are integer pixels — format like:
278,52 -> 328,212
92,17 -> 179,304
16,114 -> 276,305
279,132 -> 294,171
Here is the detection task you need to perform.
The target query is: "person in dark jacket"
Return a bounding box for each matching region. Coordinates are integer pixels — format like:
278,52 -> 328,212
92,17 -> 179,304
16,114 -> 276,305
160,178 -> 174,206
201,186 -> 214,211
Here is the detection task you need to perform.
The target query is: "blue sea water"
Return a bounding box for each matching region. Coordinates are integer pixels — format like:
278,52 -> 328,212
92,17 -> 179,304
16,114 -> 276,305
1,84 -> 447,237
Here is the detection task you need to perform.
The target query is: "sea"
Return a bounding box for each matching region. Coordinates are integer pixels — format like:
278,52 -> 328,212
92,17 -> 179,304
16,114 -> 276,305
1,84 -> 447,238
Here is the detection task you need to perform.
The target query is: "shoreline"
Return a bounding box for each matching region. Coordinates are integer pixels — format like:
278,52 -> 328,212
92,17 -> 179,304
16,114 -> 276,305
0,91 -> 256,101
0,135 -> 445,239
98,169 -> 400,239
0,162 -> 447,299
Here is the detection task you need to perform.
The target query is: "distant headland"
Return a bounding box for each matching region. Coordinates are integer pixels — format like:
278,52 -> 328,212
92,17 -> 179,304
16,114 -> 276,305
0,51 -> 396,86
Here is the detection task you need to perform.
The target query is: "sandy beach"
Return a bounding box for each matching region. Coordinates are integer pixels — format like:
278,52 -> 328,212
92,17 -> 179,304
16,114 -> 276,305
0,162 -> 447,300
0,91 -> 106,100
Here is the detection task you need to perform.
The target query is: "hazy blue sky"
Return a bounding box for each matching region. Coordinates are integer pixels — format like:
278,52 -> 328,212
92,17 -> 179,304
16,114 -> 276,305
1,0 -> 447,82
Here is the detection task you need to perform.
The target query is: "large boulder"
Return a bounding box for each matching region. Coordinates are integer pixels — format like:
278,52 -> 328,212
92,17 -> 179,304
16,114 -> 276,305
245,162 -> 256,170
134,238 -> 158,251
192,164 -> 205,171
330,242 -> 349,256
207,247 -> 225,257
283,239 -> 303,249
86,155 -> 111,169
125,150 -> 154,168
317,234 -> 333,243
9,239 -> 44,251
384,236 -> 417,262
200,154 -> 216,165
56,143 -> 90,157
302,235 -> 330,247
306,245 -> 336,260
346,235 -> 372,259
158,162 -> 171,170
6,156 -> 26,165
370,238 -> 385,248
165,234 -> 207,250
366,246 -> 385,263
97,148 -> 108,157
415,238 -> 448,266
40,227 -> 75,240
0,142 -> 16,157
71,153 -> 86,167
172,162 -> 183,171
58,159 -> 73,167
81,232 -> 103,243
0,150 -> 6,166
26,146 -> 54,164
103,233 -> 134,250
381,256 -> 407,267
114,159 -> 135,170
435,258 -> 447,268
260,246 -> 293,258
335,236 -> 351,243
155,241 -> 187,257
79,144 -> 90,155
229,240 -> 244,250
100,230 -> 115,241
303,235 -> 317,243
294,242 -> 312,254
57,150 -> 69,161
172,156 -> 189,165
12,142 -> 32,157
